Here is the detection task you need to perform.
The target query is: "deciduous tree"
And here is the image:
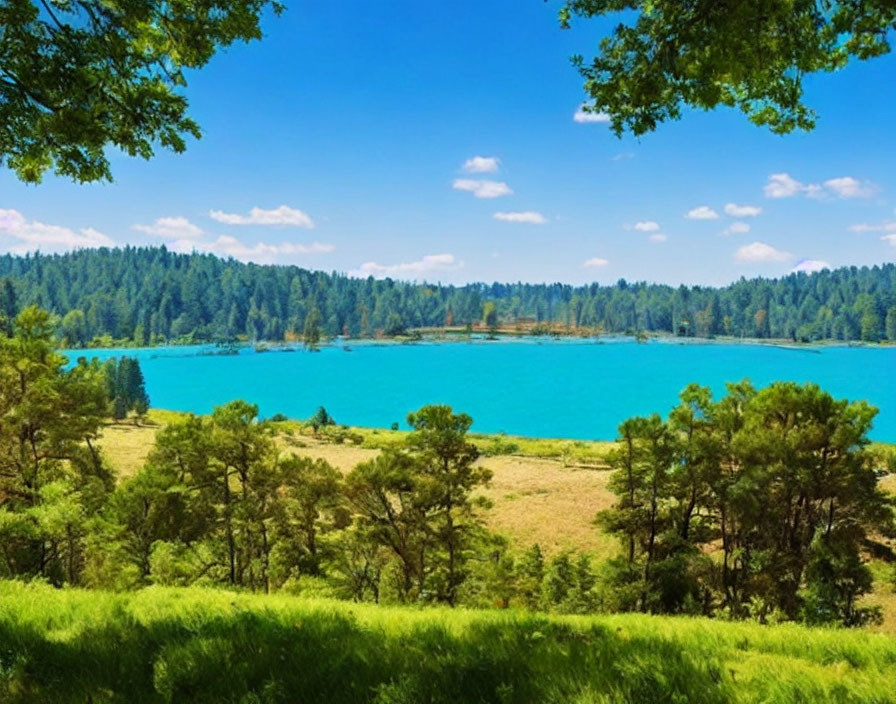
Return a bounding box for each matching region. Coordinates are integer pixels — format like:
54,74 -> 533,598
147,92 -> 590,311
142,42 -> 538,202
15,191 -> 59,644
0,0 -> 282,182
561,1 -> 896,135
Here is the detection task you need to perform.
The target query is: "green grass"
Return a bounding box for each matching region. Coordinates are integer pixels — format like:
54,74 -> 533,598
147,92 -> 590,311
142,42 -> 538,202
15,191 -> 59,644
352,426 -> 613,466
2,581 -> 895,704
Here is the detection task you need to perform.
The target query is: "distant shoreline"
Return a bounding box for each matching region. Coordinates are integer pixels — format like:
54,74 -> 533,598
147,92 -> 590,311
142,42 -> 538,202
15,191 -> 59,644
63,329 -> 896,354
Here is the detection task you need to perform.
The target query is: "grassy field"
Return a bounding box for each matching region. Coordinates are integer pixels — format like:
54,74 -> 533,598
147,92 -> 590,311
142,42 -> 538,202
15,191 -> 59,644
95,413 -> 896,632
2,580 -> 896,704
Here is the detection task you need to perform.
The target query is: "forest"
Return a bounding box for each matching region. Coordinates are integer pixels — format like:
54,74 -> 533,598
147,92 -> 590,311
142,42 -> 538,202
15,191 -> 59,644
1,248 -> 894,346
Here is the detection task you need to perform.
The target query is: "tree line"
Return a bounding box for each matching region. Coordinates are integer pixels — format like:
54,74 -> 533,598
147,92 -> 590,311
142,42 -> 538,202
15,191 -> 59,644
0,306 -> 893,625
0,248 -> 894,346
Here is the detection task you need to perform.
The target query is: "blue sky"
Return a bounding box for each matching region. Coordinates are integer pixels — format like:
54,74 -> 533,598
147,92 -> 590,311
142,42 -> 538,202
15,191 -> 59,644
1,0 -> 894,286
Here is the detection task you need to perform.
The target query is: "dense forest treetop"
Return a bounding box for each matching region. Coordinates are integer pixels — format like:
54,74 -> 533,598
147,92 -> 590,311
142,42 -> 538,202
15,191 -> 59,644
0,247 -> 894,345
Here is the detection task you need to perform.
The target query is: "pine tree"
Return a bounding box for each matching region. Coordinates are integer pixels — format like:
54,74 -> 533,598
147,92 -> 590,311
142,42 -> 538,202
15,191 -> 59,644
303,308 -> 321,349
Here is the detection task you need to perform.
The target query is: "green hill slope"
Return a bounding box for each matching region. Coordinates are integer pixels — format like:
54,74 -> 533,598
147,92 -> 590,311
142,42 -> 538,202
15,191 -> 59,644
2,581 -> 894,704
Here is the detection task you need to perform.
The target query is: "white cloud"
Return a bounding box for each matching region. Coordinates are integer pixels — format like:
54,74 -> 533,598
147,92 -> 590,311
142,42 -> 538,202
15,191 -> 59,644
452,179 -> 513,199
493,211 -> 547,224
882,234 -> 896,247
573,106 -> 610,124
0,209 -> 115,254
722,221 -> 751,236
648,233 -> 668,243
209,205 -> 315,228
349,253 -> 460,279
848,221 -> 896,233
133,216 -> 203,239
463,156 -> 500,173
791,259 -> 831,274
735,241 -> 792,263
724,203 -> 762,217
583,257 -> 609,268
764,173 -> 874,199
686,206 -> 719,220
632,220 -> 660,232
611,152 -> 634,161
170,235 -> 333,263
823,177 -> 873,199
764,173 -> 811,199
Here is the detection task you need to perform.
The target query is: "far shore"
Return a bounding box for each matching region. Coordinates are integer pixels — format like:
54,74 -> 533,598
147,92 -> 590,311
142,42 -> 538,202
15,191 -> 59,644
63,326 -> 896,354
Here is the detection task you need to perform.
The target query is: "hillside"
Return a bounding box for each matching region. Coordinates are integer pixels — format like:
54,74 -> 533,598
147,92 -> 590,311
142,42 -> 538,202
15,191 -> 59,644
1,248 -> 894,345
2,580 -> 894,704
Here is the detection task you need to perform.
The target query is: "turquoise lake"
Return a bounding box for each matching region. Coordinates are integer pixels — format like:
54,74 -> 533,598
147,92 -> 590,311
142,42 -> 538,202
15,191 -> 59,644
67,339 -> 896,442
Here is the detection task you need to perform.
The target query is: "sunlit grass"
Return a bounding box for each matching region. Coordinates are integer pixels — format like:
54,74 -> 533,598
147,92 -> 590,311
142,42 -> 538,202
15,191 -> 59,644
2,581 -> 894,704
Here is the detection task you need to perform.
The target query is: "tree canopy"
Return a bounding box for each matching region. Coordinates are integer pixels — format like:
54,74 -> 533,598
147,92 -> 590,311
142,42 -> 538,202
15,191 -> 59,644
0,0 -> 281,183
599,380 -> 895,625
562,1 -> 896,135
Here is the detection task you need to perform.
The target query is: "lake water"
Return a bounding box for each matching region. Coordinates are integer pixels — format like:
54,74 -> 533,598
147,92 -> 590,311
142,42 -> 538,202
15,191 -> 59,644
66,339 -> 896,442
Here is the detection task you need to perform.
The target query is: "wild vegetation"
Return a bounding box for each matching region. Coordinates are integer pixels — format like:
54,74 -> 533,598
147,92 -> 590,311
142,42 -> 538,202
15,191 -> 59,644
4,581 -> 896,704
0,249 -> 894,346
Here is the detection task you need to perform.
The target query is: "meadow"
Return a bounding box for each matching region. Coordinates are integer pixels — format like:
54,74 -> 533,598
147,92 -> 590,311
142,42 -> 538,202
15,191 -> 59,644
3,580 -> 896,704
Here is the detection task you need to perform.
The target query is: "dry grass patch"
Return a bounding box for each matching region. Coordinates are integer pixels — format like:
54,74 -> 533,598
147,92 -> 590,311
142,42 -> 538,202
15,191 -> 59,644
276,433 -> 617,556
279,433 -> 379,471
96,422 -> 158,479
478,456 -> 616,556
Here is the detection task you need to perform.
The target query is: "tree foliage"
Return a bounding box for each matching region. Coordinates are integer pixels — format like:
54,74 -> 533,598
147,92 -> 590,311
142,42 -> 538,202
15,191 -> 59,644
75,398 -> 494,605
101,355 -> 150,420
0,306 -> 111,584
0,0 -> 282,183
599,380 -> 895,625
561,1 -> 896,135
345,406 -> 491,604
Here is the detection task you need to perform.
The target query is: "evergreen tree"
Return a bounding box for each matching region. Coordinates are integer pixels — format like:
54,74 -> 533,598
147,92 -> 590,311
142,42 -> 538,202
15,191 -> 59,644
303,307 -> 322,349
0,307 -> 111,584
0,277 -> 18,334
887,306 -> 896,342
599,380 -> 895,625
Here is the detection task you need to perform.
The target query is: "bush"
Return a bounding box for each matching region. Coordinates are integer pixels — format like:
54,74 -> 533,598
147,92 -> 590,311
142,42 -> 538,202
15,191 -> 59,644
480,435 -> 520,456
